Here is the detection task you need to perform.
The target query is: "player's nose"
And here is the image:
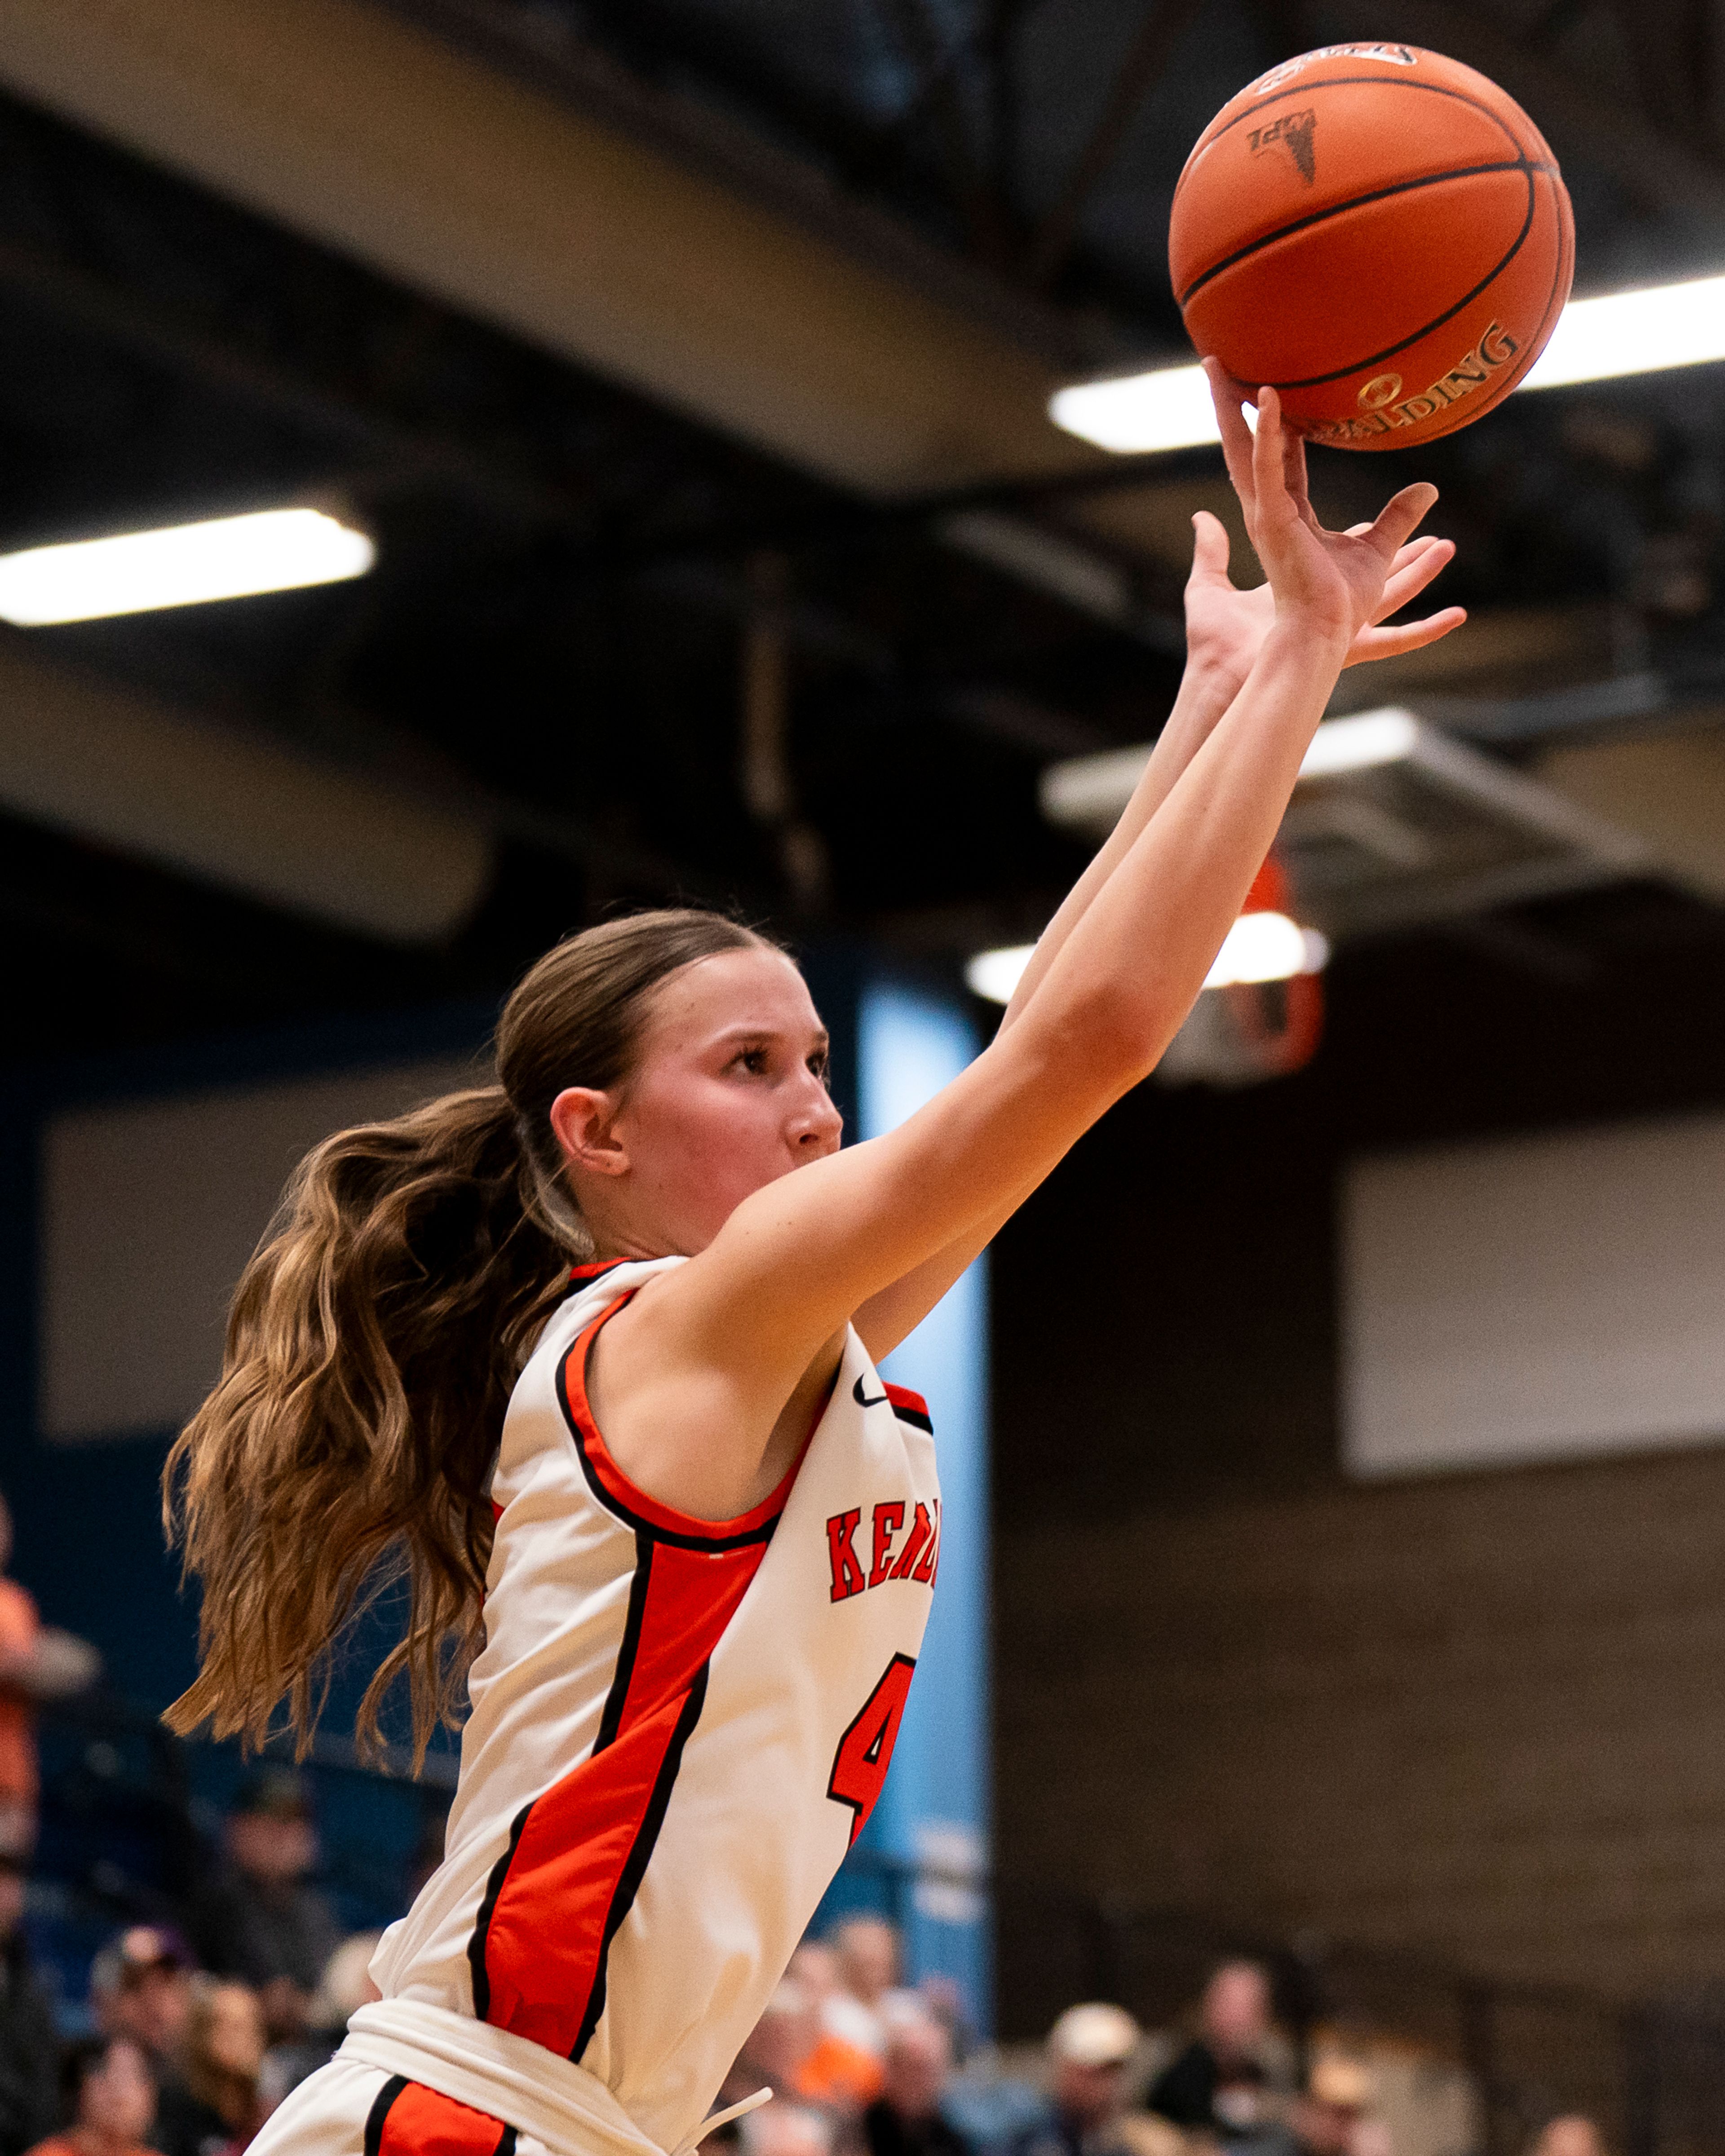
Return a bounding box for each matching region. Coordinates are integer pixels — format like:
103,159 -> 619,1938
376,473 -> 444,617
791,1074 -> 844,1151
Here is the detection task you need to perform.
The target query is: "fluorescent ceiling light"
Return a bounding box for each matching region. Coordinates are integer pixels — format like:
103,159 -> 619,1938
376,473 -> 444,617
0,507 -> 376,626
1520,274 -> 1725,391
1205,911 -> 1328,988
1051,274 -> 1725,455
1049,364 -> 1221,455
965,944 -> 1035,1005
967,917 -> 1327,1007
1298,707 -> 1420,778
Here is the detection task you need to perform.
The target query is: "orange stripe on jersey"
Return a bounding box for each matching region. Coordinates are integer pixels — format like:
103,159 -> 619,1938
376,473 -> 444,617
465,1305 -> 784,2060
364,2077 -> 515,2156
882,1383 -> 932,1434
557,1295 -> 802,1544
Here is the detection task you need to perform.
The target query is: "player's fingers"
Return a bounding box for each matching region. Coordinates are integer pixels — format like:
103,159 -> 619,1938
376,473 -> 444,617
1189,509 -> 1232,583
1373,537 -> 1455,621
1368,480 -> 1441,555
1252,387 -> 1291,516
1285,425 -> 1311,508
1204,359 -> 1258,511
1349,606 -> 1468,663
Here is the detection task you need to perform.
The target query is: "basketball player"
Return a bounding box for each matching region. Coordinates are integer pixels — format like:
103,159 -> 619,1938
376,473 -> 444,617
164,376 -> 1460,2156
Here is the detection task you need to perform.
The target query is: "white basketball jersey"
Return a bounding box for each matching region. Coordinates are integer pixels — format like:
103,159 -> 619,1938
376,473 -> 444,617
372,1257 -> 941,2155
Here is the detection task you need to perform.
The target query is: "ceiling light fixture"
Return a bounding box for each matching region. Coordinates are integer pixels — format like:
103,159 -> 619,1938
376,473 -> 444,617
964,944 -> 1035,1005
1048,274 -> 1725,456
966,915 -> 1327,1007
1204,910 -> 1329,988
1048,364 -> 1219,455
0,506 -> 376,627
1519,273 -> 1725,390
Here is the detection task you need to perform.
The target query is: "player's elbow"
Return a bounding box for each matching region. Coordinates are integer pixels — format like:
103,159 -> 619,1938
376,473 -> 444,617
1031,977 -> 1159,1101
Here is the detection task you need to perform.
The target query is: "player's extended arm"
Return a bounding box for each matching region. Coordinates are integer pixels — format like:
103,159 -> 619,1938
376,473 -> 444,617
853,402 -> 1463,1361
607,386 -> 1445,1510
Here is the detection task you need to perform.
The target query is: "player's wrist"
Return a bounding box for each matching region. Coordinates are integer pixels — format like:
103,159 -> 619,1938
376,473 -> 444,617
1261,609 -> 1352,667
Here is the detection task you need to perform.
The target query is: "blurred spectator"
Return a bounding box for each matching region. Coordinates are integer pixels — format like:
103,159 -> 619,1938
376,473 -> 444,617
1147,1963 -> 1292,2136
257,1936 -> 381,2112
25,2037 -> 155,2156
152,1981 -> 262,2156
742,2107 -> 832,2156
1004,2003 -> 1141,2156
0,1839 -> 59,2156
733,1980 -> 881,2113
861,2016 -> 967,2156
1290,2056 -> 1377,2156
91,1931 -> 194,2089
1528,2124 -> 1607,2156
0,1493 -> 99,1853
188,1776 -> 338,2045
824,1921 -> 916,2058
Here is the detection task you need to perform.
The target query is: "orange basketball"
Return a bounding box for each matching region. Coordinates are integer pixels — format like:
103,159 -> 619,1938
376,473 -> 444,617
1168,43 -> 1574,449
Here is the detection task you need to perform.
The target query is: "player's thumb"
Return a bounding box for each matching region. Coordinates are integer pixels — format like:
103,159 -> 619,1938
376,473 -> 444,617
1189,510 -> 1230,579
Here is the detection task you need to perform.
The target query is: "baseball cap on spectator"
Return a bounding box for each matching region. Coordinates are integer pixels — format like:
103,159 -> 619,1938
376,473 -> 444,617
232,1768 -> 312,1819
91,1926 -> 192,1995
1048,2003 -> 1141,2068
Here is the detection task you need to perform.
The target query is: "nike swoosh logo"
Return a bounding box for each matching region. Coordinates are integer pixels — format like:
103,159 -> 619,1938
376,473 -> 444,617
852,1375 -> 888,1409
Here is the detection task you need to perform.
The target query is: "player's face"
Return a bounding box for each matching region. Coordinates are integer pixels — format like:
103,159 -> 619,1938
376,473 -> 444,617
608,945 -> 843,1254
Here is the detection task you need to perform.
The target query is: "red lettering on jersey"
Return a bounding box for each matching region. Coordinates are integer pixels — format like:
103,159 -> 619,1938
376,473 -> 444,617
826,1510 -> 866,1601
912,1497 -> 940,1585
868,1501 -> 905,1588
888,1502 -> 933,1581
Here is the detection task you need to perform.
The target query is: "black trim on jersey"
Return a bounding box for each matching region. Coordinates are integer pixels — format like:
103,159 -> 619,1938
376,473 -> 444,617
467,1797 -> 533,2023
492,2129 -> 519,2156
854,1372 -> 934,1433
363,2076 -> 409,2156
594,1531 -> 653,1754
571,1661 -> 711,2063
555,1332 -> 782,1553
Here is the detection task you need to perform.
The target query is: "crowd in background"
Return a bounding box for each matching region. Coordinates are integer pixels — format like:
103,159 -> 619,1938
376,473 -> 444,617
0,1804 -> 1621,2156
0,1767 -> 382,2156
0,1508 -> 1616,2156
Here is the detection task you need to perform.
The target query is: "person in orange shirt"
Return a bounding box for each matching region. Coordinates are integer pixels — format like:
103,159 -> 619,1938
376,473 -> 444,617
731,1979 -> 883,2118
24,2037 -> 155,2156
0,1493 -> 99,1850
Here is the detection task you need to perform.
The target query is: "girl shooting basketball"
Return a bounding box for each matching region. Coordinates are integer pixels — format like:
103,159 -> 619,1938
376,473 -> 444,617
164,375 -> 1462,2156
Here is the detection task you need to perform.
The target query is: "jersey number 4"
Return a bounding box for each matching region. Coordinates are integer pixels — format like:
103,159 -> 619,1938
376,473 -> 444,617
827,1653 -> 916,1846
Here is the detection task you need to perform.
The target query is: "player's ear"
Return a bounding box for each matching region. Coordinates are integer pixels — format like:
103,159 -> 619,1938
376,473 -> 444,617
549,1087 -> 631,1178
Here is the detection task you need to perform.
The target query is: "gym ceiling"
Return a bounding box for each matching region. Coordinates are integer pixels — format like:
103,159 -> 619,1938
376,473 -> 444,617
6,0 -> 1725,1073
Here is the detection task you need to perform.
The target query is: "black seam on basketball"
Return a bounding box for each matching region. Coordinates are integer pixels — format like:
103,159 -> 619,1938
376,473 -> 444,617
1263,166 -> 1536,389
1176,158 -> 1541,307
1412,166 -> 1570,444
1174,75 -> 1532,198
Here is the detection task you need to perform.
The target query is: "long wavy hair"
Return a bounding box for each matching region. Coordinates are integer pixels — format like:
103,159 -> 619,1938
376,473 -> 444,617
162,909 -> 775,1763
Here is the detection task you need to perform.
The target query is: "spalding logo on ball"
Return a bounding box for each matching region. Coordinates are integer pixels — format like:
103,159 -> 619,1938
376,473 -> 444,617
1169,43 -> 1574,448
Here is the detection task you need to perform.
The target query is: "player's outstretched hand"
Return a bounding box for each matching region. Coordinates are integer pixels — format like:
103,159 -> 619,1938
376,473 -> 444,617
1203,359 -> 1459,653
1185,512 -> 1466,690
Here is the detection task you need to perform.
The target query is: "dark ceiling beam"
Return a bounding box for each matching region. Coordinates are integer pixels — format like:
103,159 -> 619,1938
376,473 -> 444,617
384,0 -> 1097,370
0,232 -> 587,532
1323,0 -> 1725,222
1025,0 -> 1209,288
872,0 -> 1012,266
